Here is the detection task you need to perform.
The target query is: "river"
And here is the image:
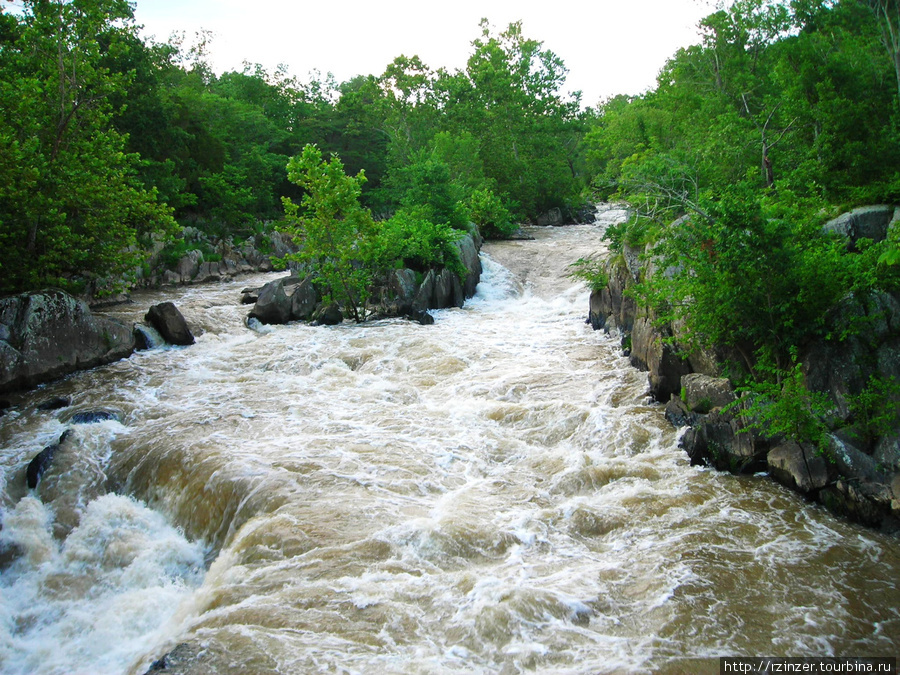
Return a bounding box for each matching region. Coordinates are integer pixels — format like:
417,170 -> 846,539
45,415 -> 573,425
1,213 -> 898,674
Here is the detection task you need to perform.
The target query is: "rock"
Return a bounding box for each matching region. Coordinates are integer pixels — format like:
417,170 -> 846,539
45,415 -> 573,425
664,396 -> 701,428
26,442 -> 59,488
145,302 -> 195,346
818,479 -> 897,530
681,373 -> 736,414
289,276 -> 319,321
679,408 -> 767,473
407,309 -> 435,325
70,410 -> 121,424
313,304 -> 343,326
194,261 -> 221,283
36,396 -> 71,411
0,400 -> 9,417
822,205 -> 894,248
536,207 -> 564,227
249,278 -> 292,325
454,235 -> 482,298
134,323 -> 166,351
143,643 -> 196,673
0,289 -> 136,394
432,269 -> 455,309
174,251 -> 202,281
413,270 -> 435,313
826,434 -> 881,483
875,435 -> 900,473
767,442 -> 831,494
629,314 -> 691,402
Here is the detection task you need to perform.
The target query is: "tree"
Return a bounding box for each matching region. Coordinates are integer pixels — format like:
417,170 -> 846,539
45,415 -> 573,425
281,144 -> 378,322
0,0 -> 176,295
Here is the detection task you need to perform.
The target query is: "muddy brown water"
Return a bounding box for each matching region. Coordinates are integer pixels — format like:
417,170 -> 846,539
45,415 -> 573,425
1,213 -> 898,674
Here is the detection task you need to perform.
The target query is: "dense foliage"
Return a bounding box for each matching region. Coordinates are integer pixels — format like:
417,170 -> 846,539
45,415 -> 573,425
0,4 -> 586,297
586,0 -> 900,376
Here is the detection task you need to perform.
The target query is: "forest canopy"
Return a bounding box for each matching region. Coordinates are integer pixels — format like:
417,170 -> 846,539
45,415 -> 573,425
0,0 -> 899,299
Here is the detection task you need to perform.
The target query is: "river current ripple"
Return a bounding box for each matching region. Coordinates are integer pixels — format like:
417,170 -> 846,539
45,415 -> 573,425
1,218 -> 898,674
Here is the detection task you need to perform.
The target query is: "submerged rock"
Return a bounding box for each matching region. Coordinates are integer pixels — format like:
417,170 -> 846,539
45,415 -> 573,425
69,410 -> 121,424
36,396 -> 71,411
26,442 -> 59,489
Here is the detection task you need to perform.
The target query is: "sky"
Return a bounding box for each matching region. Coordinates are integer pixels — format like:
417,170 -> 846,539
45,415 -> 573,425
133,0 -> 717,107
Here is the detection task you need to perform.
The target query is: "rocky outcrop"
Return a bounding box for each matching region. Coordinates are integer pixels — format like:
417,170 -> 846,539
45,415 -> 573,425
589,206 -> 900,533
136,230 -> 299,291
247,230 -> 484,326
145,303 -> 195,346
0,289 -> 136,394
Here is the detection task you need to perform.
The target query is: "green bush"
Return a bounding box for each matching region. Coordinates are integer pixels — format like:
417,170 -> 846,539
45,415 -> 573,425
468,188 -> 517,239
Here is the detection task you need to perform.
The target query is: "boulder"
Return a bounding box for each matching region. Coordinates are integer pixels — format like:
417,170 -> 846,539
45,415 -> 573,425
822,205 -> 895,248
413,270 -> 435,313
454,235 -> 482,298
681,373 -> 736,414
827,433 -> 881,483
536,207 -> 564,227
664,396 -> 701,428
289,276 -> 319,321
313,304 -> 343,326
874,435 -> 900,473
432,269 -> 456,309
679,408 -> 767,473
629,314 -> 691,402
26,442 -> 59,489
145,302 -> 195,346
249,279 -> 292,325
407,309 -> 435,325
767,442 -> 831,494
0,289 -> 135,394
174,251 -> 202,281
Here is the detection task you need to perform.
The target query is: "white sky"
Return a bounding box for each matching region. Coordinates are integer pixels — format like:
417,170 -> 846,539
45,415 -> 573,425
134,0 -> 716,107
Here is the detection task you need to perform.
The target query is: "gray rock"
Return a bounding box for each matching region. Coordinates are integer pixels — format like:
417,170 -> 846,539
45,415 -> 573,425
767,442 -> 831,493
314,304 -> 343,326
822,205 -> 894,247
289,276 -> 319,321
0,289 -> 136,393
681,373 -> 736,414
145,302 -> 195,346
454,235 -> 482,298
432,269 -> 455,309
70,410 -> 121,424
174,251 -> 202,280
826,433 -> 881,483
536,207 -> 564,227
664,395 -> 701,428
874,435 -> 900,473
407,309 -> 435,325
249,279 -> 292,325
413,270 -> 435,313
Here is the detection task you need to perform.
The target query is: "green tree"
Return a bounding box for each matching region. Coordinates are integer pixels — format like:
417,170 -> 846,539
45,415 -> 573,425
0,0 -> 176,295
281,144 -> 378,322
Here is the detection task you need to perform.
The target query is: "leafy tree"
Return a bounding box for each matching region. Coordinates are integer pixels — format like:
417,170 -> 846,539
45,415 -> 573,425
281,144 -> 378,321
0,0 -> 176,295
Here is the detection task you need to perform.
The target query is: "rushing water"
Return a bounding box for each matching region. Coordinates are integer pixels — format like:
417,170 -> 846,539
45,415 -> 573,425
1,213 -> 899,675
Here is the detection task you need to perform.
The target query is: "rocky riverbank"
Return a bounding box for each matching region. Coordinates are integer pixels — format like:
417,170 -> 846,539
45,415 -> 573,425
589,205 -> 900,533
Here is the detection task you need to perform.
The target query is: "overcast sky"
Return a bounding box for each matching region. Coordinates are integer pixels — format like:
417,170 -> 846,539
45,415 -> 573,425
134,0 -> 716,107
